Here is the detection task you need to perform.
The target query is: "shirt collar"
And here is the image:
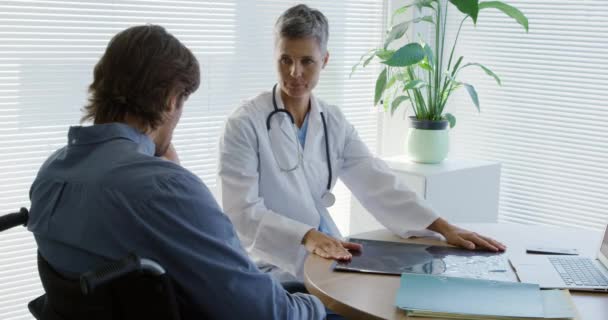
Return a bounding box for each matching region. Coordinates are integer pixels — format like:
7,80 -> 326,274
67,123 -> 156,156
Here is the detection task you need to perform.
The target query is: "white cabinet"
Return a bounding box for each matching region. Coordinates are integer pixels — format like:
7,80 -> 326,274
349,157 -> 501,235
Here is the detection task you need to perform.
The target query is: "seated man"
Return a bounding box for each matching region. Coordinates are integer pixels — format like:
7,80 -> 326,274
27,25 -> 325,319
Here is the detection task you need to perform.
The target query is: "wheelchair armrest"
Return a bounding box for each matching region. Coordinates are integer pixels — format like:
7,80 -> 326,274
80,253 -> 140,295
80,253 -> 166,295
0,207 -> 29,232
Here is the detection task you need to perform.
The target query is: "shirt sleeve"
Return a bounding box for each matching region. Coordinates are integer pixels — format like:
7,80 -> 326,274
133,172 -> 325,320
218,114 -> 313,276
338,116 -> 440,237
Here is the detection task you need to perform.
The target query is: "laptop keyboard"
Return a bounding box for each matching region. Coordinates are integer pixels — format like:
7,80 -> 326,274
549,257 -> 608,287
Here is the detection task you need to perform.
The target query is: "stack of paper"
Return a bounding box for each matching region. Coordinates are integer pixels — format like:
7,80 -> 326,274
395,273 -> 577,319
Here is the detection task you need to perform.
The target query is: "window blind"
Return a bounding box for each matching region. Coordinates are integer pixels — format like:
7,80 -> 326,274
432,0 -> 608,231
0,1 -> 385,318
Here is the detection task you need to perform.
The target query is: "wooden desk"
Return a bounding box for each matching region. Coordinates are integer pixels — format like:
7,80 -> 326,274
304,223 -> 608,320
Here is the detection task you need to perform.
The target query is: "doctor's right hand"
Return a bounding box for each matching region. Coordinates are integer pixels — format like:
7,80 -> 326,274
302,229 -> 363,261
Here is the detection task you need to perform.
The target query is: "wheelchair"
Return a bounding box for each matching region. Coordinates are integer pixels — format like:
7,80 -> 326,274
0,208 -> 181,320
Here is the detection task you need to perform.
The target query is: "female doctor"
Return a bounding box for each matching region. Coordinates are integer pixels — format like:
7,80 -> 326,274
219,4 -> 505,282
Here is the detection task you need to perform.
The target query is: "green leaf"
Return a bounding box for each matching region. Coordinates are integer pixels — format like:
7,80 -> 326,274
448,83 -> 463,95
391,5 -> 412,24
414,0 -> 437,11
462,62 -> 502,85
444,113 -> 457,128
376,49 -> 395,61
384,22 -> 408,49
419,62 -> 433,71
480,1 -> 528,32
391,2 -> 436,25
441,86 -> 459,107
448,0 -> 480,24
382,43 -> 425,67
350,63 -> 359,78
452,56 -> 464,75
384,16 -> 434,49
463,83 -> 480,112
391,96 -> 410,116
374,67 -> 388,106
363,53 -> 375,67
386,72 -> 409,89
350,49 -> 375,78
442,80 -> 463,103
412,15 -> 435,25
403,79 -> 426,90
386,75 -> 397,90
383,88 -> 392,112
423,43 -> 434,66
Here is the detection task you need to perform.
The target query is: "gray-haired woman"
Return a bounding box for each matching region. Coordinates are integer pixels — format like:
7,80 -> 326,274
219,2 -> 505,284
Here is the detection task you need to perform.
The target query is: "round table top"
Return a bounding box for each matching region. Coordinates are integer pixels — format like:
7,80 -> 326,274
303,223 -> 608,320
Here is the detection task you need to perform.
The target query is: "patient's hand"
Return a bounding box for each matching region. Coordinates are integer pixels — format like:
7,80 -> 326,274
302,229 -> 362,261
161,143 -> 180,165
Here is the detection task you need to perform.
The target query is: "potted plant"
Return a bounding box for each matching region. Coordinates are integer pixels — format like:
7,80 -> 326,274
352,0 -> 528,163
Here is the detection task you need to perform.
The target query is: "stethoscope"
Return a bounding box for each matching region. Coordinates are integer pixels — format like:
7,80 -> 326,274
266,84 -> 336,208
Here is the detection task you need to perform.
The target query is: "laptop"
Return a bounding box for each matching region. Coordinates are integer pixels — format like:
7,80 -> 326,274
510,224 -> 608,292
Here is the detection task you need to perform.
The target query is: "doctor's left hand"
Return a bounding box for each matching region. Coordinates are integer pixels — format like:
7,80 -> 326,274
428,218 -> 506,252
302,229 -> 363,261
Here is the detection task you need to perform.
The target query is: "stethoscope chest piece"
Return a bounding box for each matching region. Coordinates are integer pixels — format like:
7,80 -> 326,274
321,191 -> 336,208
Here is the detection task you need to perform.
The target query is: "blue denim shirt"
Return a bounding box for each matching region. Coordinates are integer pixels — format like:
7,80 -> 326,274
28,123 -> 325,320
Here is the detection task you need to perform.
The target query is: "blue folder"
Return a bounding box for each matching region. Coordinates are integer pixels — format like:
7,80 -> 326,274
395,273 -> 575,319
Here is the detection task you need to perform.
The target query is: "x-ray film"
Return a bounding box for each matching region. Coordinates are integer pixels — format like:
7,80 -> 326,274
333,238 -> 513,282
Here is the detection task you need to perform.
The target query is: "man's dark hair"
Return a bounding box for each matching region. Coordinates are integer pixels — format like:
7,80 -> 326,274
82,25 -> 200,130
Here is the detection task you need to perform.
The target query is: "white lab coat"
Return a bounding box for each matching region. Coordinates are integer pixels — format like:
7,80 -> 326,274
218,87 -> 439,281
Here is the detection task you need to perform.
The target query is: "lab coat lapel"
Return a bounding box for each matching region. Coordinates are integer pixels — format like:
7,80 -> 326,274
279,117 -> 297,145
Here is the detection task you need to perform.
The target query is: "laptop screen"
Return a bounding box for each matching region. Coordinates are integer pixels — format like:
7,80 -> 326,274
601,225 -> 608,257
599,225 -> 608,267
